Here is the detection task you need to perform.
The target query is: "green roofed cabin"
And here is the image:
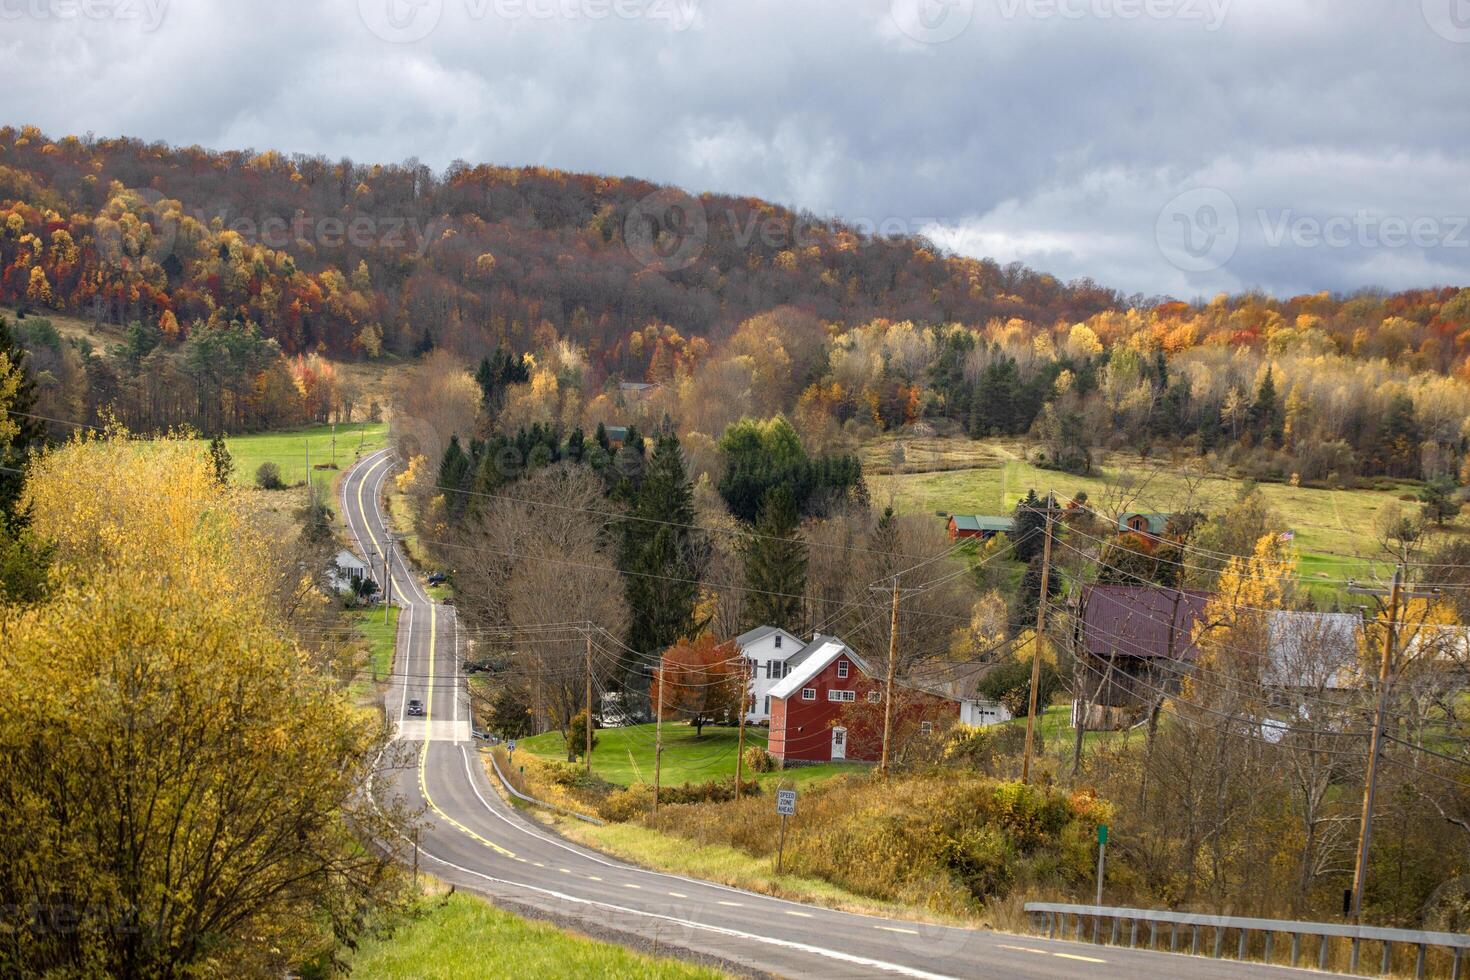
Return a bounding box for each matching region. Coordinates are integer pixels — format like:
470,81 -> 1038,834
946,515 -> 1015,541
1118,512 -> 1172,536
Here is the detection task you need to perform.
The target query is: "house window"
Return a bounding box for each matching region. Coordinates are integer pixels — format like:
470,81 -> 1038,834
802,688 -> 816,701
763,696 -> 770,714
920,721 -> 933,735
766,662 -> 777,679
827,690 -> 856,703
783,662 -> 792,677
774,635 -> 782,649
837,660 -> 849,679
867,691 -> 882,703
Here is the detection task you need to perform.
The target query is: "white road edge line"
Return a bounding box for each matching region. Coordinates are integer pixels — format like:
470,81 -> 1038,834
410,844 -> 960,980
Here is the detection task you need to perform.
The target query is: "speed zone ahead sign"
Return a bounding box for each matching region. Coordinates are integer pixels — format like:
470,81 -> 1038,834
776,789 -> 797,815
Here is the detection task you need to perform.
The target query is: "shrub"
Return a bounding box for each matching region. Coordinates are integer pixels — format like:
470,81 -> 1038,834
599,783 -> 654,822
743,746 -> 775,773
255,461 -> 285,490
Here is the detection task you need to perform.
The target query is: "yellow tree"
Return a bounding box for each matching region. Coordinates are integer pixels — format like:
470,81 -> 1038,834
0,432 -> 408,975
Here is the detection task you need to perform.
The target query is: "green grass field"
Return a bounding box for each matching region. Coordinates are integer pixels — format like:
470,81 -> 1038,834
348,606 -> 399,700
346,891 -> 727,979
203,422 -> 388,489
517,723 -> 866,789
867,437 -> 1451,581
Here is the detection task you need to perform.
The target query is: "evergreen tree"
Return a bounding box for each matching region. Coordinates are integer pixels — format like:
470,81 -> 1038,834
0,317 -> 44,520
740,486 -> 807,633
207,434 -> 233,487
437,435 -> 473,518
1011,489 -> 1048,563
620,434 -> 706,670
1248,366 -> 1283,446
1011,552 -> 1063,635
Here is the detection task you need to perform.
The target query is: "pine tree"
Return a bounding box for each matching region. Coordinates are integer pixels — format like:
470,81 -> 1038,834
740,486 -> 807,633
0,317 -> 44,520
1011,489 -> 1047,563
207,434 -> 233,487
620,434 -> 705,671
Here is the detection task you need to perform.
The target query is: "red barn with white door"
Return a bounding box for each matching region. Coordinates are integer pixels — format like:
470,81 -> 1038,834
767,637 -> 961,765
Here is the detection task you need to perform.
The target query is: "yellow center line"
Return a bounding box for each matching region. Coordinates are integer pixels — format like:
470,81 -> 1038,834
413,586 -> 516,858
668,891 -> 688,898
623,883 -> 642,889
586,876 -> 603,882
785,910 -> 813,918
717,901 -> 743,907
997,944 -> 1049,955
1054,952 -> 1107,963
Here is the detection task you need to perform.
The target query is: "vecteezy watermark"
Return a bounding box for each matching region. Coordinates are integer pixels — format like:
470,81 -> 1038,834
1155,186 -> 1240,273
997,0 -> 1229,29
96,194 -> 445,275
1422,0 -> 1470,43
622,189 -> 955,274
890,0 -> 975,44
358,0 -> 697,43
624,188 -> 709,273
1258,209 -> 1470,251
0,0 -> 168,30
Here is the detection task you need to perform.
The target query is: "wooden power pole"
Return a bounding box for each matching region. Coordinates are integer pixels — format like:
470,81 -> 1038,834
653,659 -> 665,817
584,624 -> 594,774
1022,503 -> 1056,786
735,662 -> 749,799
1346,565 -> 1434,922
871,577 -> 921,777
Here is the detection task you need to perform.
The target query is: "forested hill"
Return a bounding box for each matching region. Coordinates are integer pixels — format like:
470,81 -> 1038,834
0,124 -> 1122,368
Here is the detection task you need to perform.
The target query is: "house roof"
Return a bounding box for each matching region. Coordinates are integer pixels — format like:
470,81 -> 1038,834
1118,512 -> 1172,534
950,515 -> 1015,532
1265,611 -> 1362,688
1078,584 -> 1213,661
603,425 -> 630,442
335,549 -> 369,572
769,636 -> 872,700
734,625 -> 800,648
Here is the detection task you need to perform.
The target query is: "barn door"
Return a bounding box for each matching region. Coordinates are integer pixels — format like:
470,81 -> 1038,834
831,727 -> 847,760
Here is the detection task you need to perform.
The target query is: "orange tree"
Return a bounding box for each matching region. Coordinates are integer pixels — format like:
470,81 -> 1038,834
651,635 -> 742,736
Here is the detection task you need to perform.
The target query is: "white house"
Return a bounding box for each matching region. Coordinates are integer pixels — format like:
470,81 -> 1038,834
331,549 -> 372,592
735,625 -> 805,723
960,699 -> 1013,726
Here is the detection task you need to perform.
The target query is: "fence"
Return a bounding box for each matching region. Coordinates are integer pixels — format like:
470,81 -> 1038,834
1024,902 -> 1470,978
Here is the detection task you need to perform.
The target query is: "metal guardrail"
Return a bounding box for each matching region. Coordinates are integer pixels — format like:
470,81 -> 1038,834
486,747 -> 606,826
1024,902 -> 1470,978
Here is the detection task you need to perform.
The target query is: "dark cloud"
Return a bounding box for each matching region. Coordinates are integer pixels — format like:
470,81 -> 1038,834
2,0 -> 1467,297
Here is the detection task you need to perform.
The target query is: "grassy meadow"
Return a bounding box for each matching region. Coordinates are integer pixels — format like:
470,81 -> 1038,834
206,422 -> 388,489
865,434 -> 1449,586
346,890 -> 728,979
516,723 -> 866,789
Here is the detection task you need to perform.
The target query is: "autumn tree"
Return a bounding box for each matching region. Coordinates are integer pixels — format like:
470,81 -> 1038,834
652,634 -> 742,736
0,431 -> 408,975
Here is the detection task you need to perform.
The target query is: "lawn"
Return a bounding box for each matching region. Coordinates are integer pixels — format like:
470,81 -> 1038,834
348,605 -> 399,700
516,723 -> 866,789
205,422 -> 388,489
866,437 -> 1448,580
345,890 -> 727,979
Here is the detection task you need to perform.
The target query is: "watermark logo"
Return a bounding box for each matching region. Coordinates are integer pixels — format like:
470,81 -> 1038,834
0,0 -> 169,31
1258,209 -> 1469,250
1156,186 -> 1239,273
996,0 -> 1229,30
358,0 -> 443,43
890,0 -> 974,44
624,188 -> 708,273
1422,0 -> 1470,42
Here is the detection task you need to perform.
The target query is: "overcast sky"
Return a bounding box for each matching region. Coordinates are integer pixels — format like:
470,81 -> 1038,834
3,0 -> 1468,299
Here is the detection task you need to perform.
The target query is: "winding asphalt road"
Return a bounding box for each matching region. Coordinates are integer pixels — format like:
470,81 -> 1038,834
340,449 -> 1320,979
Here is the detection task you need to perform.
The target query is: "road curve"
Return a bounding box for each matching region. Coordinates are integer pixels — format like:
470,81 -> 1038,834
339,450 -> 1317,980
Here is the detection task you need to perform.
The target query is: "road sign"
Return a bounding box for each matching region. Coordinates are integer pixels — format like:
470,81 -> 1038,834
507,739 -> 517,753
1098,824 -> 1108,845
776,789 -> 797,815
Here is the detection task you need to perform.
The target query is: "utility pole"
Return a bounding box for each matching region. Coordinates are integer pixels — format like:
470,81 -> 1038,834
653,659 -> 665,816
305,440 -> 311,509
1022,501 -> 1057,786
869,577 -> 922,776
1347,565 -> 1434,922
735,658 -> 749,799
331,422 -> 337,468
382,548 -> 391,624
584,624 -> 594,775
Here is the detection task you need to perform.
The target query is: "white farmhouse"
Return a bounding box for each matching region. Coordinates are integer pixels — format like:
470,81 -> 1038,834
735,625 -> 805,723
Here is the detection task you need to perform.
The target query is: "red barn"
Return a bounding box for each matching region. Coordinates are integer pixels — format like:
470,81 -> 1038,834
766,636 -> 963,765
